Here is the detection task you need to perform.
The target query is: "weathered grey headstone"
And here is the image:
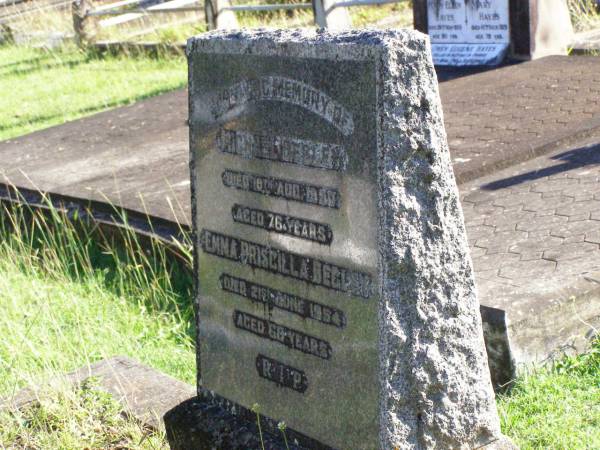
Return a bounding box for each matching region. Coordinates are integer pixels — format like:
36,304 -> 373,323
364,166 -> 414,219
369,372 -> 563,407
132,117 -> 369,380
187,29 -> 516,449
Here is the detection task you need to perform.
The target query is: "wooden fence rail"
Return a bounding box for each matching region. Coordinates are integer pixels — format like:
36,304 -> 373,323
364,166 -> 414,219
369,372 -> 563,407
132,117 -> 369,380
71,0 -> 404,47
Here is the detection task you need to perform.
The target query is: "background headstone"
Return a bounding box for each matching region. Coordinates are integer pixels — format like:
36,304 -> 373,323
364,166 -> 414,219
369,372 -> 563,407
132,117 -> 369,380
527,0 -> 573,59
187,29 -> 516,449
205,0 -> 238,30
428,0 -> 510,65
413,0 -> 574,64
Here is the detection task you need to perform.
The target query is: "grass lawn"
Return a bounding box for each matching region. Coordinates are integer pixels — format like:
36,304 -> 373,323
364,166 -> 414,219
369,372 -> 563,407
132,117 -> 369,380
0,201 -> 194,448
498,348 -> 600,449
0,242 -> 195,398
0,256 -> 192,449
0,45 -> 187,141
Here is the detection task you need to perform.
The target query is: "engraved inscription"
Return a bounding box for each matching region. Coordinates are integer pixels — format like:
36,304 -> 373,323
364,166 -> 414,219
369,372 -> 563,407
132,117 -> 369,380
213,76 -> 354,136
232,204 -> 333,245
222,169 -> 340,209
233,310 -> 332,360
256,354 -> 308,393
220,273 -> 346,328
217,128 -> 348,172
200,229 -> 373,299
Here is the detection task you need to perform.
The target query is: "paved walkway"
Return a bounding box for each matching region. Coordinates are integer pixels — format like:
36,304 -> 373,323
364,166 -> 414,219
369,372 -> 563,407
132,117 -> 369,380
441,56 -> 600,183
462,131 -> 600,368
1,55 -> 600,382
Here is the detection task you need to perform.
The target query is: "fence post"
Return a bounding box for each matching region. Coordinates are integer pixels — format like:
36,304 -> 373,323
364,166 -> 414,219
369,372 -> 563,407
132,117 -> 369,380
72,0 -> 96,47
312,0 -> 351,29
204,0 -> 238,30
0,23 -> 14,45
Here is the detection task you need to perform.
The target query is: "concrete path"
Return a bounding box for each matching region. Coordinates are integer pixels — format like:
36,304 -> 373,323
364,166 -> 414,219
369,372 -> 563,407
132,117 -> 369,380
1,55 -> 600,385
462,132 -> 600,374
444,56 -> 600,183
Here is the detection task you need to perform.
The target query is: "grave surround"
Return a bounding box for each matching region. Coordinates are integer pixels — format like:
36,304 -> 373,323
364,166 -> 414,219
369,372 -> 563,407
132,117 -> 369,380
192,29 -> 516,449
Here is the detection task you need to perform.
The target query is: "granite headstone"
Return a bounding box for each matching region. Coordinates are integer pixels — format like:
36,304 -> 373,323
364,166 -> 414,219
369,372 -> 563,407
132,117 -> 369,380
186,29 -> 516,449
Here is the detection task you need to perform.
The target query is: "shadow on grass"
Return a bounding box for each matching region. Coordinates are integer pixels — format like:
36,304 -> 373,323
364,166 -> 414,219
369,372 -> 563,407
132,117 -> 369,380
0,84 -> 186,134
0,56 -> 87,78
0,53 -> 51,70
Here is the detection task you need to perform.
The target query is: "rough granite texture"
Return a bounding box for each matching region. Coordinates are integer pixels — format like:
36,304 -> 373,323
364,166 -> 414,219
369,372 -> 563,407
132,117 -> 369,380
187,29 -> 516,449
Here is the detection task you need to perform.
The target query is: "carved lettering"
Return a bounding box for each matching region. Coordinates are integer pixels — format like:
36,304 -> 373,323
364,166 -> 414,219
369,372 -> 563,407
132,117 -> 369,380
213,76 -> 354,136
234,310 -> 332,360
220,273 -> 346,328
217,128 -> 347,172
256,354 -> 308,393
232,204 -> 333,245
200,229 -> 373,299
222,170 -> 340,209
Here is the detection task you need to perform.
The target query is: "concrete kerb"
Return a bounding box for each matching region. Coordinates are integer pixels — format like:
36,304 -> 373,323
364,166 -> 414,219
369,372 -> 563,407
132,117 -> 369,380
0,356 -> 196,432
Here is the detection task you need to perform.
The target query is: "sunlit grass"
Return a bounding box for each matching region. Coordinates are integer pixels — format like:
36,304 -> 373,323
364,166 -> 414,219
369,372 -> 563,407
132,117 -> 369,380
1,379 -> 168,449
569,0 -> 600,31
0,191 -> 195,399
497,338 -> 600,449
0,44 -> 186,141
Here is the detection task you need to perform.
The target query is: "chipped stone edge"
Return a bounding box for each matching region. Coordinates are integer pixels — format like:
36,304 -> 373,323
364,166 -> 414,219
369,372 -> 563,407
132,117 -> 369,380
373,32 -> 515,449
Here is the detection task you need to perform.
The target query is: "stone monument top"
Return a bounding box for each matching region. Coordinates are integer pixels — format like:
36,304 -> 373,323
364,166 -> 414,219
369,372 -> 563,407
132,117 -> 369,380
186,29 -> 516,449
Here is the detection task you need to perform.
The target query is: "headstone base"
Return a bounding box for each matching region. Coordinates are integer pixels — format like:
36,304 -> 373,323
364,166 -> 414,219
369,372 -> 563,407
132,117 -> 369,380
164,396 -> 518,450
164,395 -> 331,450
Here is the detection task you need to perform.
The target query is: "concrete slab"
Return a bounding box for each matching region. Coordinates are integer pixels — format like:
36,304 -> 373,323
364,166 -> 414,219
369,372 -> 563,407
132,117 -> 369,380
0,90 -> 190,229
3,56 -> 600,224
571,29 -> 600,55
0,356 -> 195,430
2,55 -> 600,385
441,56 -> 600,183
462,132 -> 600,372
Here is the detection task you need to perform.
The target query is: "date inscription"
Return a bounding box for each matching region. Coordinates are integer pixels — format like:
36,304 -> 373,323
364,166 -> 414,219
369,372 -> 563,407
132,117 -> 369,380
234,310 -> 332,360
222,169 -> 340,209
221,273 -> 346,328
200,229 -> 373,299
232,204 -> 333,245
256,354 -> 308,393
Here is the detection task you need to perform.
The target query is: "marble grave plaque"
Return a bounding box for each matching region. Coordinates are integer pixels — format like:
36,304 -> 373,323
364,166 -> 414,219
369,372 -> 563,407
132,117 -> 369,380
428,0 -> 510,65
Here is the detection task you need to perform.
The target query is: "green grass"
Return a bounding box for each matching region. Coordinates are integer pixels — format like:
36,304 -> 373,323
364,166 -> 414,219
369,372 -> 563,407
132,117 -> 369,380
0,44 -> 186,141
1,379 -> 167,449
0,232 -> 195,397
0,195 -> 194,447
568,0 -> 600,31
497,341 -> 600,449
